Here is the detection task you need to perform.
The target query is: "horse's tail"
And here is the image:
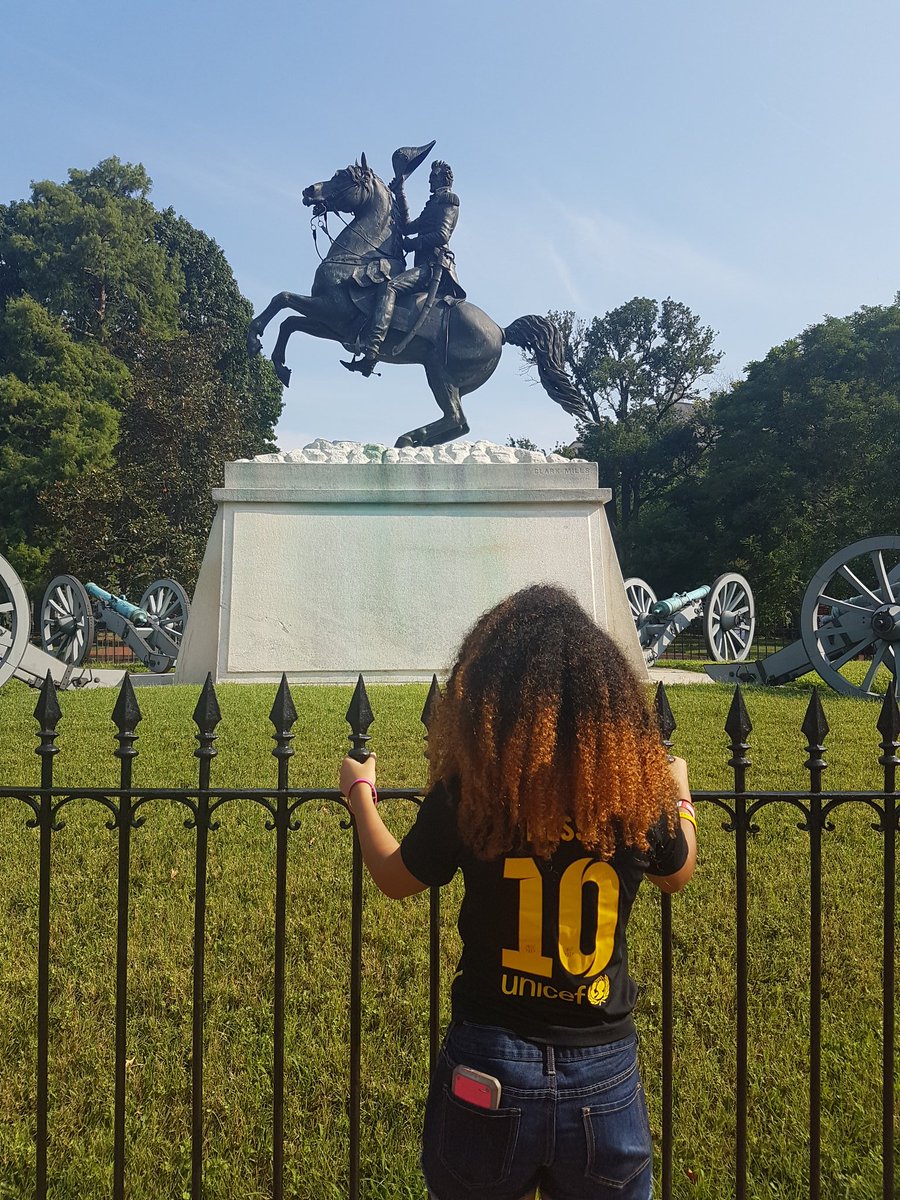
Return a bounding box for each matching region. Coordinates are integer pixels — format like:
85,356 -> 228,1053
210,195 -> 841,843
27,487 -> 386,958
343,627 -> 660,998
502,315 -> 591,422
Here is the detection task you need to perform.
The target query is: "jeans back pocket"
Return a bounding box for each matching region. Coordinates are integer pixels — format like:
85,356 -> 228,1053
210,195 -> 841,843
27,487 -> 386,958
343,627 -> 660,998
582,1079 -> 652,1190
436,1084 -> 521,1190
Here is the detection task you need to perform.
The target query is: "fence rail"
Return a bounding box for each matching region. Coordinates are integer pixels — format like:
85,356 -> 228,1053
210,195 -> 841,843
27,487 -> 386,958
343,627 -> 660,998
32,621 -> 806,669
0,672 -> 896,1199
660,623 -> 799,662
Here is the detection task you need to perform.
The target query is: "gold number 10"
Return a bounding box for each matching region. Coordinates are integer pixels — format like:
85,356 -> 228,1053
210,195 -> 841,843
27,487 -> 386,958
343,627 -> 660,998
502,857 -> 620,979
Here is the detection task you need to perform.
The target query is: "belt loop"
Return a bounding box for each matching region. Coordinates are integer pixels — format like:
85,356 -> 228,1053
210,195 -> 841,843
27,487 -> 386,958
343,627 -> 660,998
543,1044 -> 556,1076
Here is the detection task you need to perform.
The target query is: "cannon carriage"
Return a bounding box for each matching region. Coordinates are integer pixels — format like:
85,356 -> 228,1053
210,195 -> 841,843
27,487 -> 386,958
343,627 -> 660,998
625,571 -> 756,668
0,554 -> 190,689
705,536 -> 900,702
0,554 -> 100,689
41,575 -> 190,674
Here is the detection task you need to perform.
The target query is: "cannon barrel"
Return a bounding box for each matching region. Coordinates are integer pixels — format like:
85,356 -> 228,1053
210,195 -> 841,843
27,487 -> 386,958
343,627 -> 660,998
650,585 -> 710,620
85,582 -> 152,627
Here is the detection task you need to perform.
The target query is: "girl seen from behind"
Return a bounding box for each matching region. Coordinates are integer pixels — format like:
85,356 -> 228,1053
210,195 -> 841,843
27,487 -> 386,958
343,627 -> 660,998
340,584 -> 697,1200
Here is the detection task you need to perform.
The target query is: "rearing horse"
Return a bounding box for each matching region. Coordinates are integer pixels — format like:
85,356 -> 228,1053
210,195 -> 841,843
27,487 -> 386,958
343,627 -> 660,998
247,153 -> 587,448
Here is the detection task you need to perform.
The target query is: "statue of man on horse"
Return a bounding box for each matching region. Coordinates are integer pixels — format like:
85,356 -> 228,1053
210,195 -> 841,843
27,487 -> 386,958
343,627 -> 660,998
247,142 -> 589,448
342,147 -> 466,377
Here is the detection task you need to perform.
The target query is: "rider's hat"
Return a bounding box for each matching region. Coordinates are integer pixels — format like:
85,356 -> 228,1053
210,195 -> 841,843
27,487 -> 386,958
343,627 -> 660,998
391,140 -> 437,182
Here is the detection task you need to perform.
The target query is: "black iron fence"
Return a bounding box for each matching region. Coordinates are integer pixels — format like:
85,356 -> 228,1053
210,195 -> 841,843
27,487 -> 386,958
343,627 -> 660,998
64,622 -> 806,668
660,622 -> 800,662
0,673 -> 896,1200
84,629 -> 140,667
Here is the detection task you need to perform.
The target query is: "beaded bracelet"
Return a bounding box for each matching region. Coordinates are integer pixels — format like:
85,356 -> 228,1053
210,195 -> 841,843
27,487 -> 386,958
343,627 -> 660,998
348,778 -> 378,805
677,798 -> 697,829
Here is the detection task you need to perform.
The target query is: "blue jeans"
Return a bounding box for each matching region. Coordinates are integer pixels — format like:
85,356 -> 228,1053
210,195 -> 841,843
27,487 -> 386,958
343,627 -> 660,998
422,1021 -> 652,1200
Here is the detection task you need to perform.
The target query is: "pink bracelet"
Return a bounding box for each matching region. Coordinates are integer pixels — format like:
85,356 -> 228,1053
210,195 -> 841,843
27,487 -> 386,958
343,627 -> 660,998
348,778 -> 378,805
677,799 -> 696,829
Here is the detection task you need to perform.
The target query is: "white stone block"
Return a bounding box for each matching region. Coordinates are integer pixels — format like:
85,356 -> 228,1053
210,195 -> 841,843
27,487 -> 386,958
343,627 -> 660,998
176,444 -> 644,685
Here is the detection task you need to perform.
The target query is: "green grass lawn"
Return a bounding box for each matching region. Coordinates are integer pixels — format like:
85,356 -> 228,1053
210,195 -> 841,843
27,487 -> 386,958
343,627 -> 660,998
0,674 -> 896,1200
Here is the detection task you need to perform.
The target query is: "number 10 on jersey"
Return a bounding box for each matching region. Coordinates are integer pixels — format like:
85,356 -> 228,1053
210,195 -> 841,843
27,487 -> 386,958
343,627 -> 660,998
502,857 -> 620,979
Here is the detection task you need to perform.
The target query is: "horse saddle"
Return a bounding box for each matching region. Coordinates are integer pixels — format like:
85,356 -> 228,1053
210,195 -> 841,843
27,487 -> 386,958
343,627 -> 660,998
346,274 -> 460,350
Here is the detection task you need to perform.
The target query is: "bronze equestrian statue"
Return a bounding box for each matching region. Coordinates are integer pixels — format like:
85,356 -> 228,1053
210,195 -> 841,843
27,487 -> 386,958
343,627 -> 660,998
342,154 -> 465,376
247,144 -> 588,448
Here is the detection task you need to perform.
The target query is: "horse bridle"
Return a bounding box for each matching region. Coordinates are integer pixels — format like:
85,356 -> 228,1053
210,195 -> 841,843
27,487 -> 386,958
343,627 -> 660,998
309,171 -> 394,263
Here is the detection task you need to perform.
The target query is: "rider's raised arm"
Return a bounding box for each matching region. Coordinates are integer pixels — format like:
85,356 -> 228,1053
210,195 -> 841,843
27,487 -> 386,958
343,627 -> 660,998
389,176 -> 412,231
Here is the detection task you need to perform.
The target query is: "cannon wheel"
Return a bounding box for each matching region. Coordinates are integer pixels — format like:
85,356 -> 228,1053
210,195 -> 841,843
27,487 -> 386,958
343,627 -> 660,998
624,578 -> 657,626
0,554 -> 31,687
40,575 -> 95,667
703,572 -> 755,663
624,577 -> 658,660
800,536 -> 900,701
140,577 -> 191,651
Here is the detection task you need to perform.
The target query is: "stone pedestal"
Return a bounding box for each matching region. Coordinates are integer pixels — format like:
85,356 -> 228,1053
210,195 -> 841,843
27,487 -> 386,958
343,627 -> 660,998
175,457 -> 645,684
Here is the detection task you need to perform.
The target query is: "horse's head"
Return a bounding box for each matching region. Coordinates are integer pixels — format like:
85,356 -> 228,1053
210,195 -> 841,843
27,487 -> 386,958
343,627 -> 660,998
302,154 -> 375,216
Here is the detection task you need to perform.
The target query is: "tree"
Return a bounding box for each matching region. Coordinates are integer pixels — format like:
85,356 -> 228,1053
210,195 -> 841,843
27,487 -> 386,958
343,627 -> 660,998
699,300 -> 900,619
0,158 -> 183,354
537,298 -> 721,568
0,158 -> 283,594
45,331 -> 248,591
154,208 -> 281,454
0,296 -> 124,589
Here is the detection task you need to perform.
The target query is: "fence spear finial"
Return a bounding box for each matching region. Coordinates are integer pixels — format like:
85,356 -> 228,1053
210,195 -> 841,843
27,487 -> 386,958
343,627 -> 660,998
346,674 -> 373,761
111,673 -> 142,737
269,673 -> 298,737
421,675 -> 442,732
33,671 -> 62,734
653,682 -> 676,759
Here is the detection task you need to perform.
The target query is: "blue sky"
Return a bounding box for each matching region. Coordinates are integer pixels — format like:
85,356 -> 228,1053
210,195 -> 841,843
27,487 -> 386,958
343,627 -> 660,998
3,0 -> 898,451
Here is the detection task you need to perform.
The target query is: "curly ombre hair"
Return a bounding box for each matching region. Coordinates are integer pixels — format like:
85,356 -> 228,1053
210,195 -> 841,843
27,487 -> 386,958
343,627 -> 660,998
428,585 -> 677,860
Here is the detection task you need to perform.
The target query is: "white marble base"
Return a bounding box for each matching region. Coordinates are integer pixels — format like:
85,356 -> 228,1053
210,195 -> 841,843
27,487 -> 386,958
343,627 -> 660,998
175,450 -> 646,685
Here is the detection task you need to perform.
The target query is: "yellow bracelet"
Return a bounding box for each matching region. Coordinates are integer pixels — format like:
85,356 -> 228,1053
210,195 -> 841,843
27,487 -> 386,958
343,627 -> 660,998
678,808 -> 697,830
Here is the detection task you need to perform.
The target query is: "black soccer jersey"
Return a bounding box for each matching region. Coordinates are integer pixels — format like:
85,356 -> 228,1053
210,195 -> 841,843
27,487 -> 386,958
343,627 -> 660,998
400,782 -> 688,1046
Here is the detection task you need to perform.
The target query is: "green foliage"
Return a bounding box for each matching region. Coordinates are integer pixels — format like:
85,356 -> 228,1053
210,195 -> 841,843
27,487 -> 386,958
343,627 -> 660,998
555,298 -> 721,425
0,158 -> 283,596
506,436 -> 579,458
548,299 -> 721,537
0,297 -> 125,590
45,331 -> 249,593
154,208 -> 281,455
0,159 -> 182,352
535,295 -> 900,620
697,301 -> 900,620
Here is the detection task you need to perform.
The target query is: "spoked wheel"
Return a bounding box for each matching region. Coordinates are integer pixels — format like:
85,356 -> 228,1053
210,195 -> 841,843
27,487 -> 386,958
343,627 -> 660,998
703,572 -> 755,663
800,536 -> 900,701
140,578 -> 191,648
40,575 -> 95,667
624,577 -> 658,653
0,553 -> 31,687
624,578 -> 657,624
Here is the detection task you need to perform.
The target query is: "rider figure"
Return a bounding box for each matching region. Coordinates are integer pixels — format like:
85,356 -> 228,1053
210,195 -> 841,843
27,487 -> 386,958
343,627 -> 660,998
343,160 -> 466,376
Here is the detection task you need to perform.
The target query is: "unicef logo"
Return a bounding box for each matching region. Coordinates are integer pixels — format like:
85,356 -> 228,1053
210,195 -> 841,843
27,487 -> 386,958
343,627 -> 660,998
587,975 -> 610,1007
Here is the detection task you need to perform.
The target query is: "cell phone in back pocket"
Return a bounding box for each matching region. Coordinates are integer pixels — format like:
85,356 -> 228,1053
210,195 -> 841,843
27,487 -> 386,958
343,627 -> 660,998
451,1065 -> 502,1109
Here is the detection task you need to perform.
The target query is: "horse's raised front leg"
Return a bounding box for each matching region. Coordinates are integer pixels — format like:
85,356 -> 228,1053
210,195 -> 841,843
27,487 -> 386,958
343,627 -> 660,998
270,314 -> 336,387
247,292 -> 320,357
395,360 -> 469,448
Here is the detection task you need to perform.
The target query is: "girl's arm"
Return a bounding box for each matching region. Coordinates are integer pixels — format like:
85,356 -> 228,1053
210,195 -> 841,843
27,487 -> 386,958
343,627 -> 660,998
339,755 -> 428,900
645,755 -> 698,894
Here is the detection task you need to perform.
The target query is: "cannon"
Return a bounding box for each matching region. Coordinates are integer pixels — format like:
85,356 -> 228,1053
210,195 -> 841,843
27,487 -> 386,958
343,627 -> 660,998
40,575 -> 190,674
0,554 -> 109,689
705,536 -> 900,701
625,572 -> 756,667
